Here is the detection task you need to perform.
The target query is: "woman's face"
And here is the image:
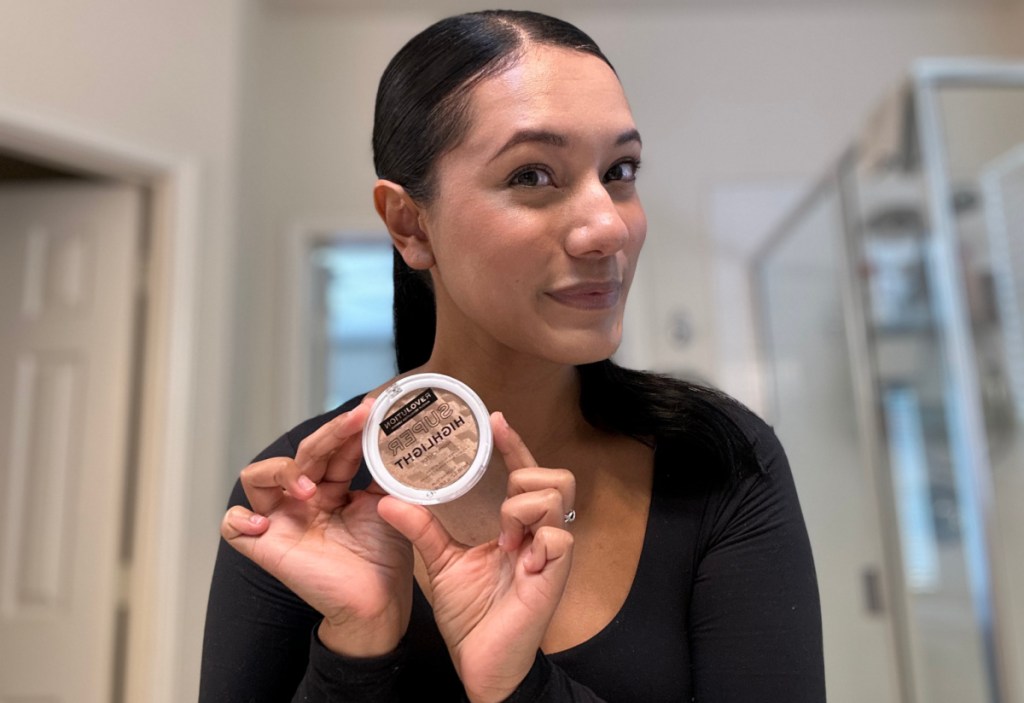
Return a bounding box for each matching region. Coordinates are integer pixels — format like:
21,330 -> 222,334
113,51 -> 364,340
421,44 -> 646,367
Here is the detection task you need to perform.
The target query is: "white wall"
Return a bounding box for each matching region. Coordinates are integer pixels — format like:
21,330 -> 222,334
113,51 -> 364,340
0,2 -> 244,700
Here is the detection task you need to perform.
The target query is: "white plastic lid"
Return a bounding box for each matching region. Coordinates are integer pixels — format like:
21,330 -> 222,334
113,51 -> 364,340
362,373 -> 492,505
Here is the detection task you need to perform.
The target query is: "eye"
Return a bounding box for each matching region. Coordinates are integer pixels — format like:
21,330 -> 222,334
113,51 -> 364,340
509,166 -> 554,188
604,159 -> 641,184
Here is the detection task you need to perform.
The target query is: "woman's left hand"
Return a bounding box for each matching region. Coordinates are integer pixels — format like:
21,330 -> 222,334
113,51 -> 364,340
377,412 -> 576,703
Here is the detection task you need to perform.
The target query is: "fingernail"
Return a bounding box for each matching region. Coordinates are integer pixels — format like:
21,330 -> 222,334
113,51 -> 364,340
499,412 -> 509,431
298,475 -> 316,492
249,514 -> 266,526
498,531 -> 507,549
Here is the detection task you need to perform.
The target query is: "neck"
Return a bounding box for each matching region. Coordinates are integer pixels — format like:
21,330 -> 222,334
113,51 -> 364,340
417,345 -> 589,464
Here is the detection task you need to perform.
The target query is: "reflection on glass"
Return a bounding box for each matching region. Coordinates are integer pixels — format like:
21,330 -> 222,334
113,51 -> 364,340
939,87 -> 1024,462
883,385 -> 939,592
980,145 -> 1024,424
937,86 -> 1024,703
855,137 -> 994,703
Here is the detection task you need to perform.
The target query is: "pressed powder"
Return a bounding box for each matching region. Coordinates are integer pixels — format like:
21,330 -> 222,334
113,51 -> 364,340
363,373 -> 492,505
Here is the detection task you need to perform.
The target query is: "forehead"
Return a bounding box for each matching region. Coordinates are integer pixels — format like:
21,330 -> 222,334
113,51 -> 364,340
460,45 -> 635,151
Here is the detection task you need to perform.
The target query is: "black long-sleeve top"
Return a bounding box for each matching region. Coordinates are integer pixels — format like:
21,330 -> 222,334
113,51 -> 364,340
199,396 -> 825,702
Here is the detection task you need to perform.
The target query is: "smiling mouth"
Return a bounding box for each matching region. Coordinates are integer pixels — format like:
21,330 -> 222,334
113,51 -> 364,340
546,281 -> 622,310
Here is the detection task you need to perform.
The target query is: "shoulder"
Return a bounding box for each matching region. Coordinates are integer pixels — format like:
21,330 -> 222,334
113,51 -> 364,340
697,400 -> 804,537
250,394 -> 368,463
654,380 -> 788,490
669,398 -> 811,572
708,396 -> 787,478
284,394 -> 369,449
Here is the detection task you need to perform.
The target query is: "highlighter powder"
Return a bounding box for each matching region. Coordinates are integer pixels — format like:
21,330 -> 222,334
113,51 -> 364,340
362,373 -> 492,505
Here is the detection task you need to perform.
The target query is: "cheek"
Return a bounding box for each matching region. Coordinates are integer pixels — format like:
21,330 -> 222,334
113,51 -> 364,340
626,203 -> 647,257
430,218 -> 529,311
442,204 -> 540,267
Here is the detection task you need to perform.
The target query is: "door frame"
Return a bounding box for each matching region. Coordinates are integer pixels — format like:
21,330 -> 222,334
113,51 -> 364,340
0,102 -> 199,703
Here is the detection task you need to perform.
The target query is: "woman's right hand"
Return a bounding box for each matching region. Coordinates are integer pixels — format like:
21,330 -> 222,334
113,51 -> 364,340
220,395 -> 414,657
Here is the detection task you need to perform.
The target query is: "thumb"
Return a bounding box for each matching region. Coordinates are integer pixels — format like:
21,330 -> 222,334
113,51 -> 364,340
377,495 -> 459,574
220,506 -> 271,563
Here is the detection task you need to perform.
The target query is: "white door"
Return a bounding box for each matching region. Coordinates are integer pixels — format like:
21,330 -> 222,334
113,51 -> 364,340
0,183 -> 141,702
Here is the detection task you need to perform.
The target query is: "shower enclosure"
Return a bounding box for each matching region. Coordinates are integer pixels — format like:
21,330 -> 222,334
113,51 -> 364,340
755,61 -> 1024,703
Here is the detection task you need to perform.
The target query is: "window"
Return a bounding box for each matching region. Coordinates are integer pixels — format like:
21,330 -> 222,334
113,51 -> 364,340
308,239 -> 395,412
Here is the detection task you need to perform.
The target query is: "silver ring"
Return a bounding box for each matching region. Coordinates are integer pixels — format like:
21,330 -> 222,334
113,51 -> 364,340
563,509 -> 576,525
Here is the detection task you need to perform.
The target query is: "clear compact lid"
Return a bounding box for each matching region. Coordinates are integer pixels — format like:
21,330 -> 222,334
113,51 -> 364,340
362,373 -> 492,505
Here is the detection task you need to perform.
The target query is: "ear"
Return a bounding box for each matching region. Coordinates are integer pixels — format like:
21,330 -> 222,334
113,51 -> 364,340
373,179 -> 435,270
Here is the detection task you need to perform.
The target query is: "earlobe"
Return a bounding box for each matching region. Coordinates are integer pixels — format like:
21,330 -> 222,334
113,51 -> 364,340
373,179 -> 435,270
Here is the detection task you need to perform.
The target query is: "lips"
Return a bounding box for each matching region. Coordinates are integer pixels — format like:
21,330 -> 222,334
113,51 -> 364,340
546,281 -> 622,310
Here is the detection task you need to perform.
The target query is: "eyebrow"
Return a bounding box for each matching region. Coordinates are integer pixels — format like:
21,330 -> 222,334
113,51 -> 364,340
488,128 -> 642,162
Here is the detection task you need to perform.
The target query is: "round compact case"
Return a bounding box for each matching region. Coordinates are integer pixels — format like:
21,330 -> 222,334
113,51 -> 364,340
362,373 -> 493,505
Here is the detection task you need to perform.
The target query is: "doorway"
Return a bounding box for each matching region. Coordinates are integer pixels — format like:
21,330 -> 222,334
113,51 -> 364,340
0,108 -> 200,703
0,152 -> 145,703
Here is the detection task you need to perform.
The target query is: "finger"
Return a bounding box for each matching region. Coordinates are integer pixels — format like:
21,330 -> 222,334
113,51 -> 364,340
294,396 -> 375,483
523,525 -> 574,577
316,474 -> 388,505
506,467 -> 575,511
239,457 -> 317,515
363,479 -> 389,496
498,488 -> 565,553
220,506 -> 270,556
322,426 -> 367,485
491,412 -> 538,473
376,495 -> 458,575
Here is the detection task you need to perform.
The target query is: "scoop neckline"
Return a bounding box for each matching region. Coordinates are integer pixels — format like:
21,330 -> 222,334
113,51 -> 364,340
545,461 -> 659,659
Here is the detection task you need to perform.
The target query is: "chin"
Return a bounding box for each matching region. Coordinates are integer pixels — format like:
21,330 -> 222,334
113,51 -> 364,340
541,328 -> 622,366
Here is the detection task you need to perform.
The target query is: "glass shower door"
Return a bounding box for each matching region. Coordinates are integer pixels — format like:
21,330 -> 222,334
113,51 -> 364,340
756,172 -> 902,703
849,159 -> 996,703
930,83 -> 1024,702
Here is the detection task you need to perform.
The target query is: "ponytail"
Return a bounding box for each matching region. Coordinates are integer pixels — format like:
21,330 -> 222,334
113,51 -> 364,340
577,361 -> 760,487
393,250 -> 434,373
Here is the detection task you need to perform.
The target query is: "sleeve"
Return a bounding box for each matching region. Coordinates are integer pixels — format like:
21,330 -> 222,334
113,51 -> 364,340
198,419 -> 407,703
290,644 -> 606,703
498,652 -> 607,703
688,422 -> 826,702
290,630 -> 407,702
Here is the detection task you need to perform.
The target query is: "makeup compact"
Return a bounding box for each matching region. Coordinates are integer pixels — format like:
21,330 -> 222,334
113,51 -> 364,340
362,373 -> 493,505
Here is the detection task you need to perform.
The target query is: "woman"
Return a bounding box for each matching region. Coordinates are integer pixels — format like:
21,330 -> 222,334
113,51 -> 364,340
200,10 -> 825,702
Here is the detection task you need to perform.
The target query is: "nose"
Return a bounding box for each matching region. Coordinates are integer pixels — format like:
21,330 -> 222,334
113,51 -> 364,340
563,180 -> 631,259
